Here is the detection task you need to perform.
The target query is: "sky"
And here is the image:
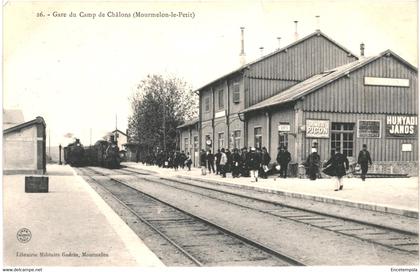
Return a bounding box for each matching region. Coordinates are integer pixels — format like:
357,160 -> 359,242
3,0 -> 418,147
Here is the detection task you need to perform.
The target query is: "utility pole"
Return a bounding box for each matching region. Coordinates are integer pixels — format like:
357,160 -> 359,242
90,128 -> 92,146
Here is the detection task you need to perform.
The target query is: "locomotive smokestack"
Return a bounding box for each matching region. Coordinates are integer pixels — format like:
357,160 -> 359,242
294,20 -> 299,41
239,27 -> 246,66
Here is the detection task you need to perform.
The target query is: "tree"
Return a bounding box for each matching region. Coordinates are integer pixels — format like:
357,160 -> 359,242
128,74 -> 198,153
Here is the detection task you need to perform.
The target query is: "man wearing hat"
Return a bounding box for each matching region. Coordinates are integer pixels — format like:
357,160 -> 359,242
276,145 -> 291,178
357,144 -> 373,181
248,147 -> 261,182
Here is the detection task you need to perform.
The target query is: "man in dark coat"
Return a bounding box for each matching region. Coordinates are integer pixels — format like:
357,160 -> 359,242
305,148 -> 321,180
215,149 -> 222,174
200,149 -> 207,175
276,146 -> 291,178
323,146 -> 349,191
207,150 -> 215,174
357,144 -> 373,181
179,151 -> 187,169
225,149 -> 232,174
248,147 -> 261,182
260,147 -> 271,179
231,148 -> 241,178
240,147 -> 249,177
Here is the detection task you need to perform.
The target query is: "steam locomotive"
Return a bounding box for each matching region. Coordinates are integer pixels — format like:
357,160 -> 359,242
64,137 -> 121,168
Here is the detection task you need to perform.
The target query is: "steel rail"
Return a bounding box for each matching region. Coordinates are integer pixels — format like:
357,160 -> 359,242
78,167 -> 203,266
122,167 -> 418,236
83,167 -> 306,266
117,167 -> 418,254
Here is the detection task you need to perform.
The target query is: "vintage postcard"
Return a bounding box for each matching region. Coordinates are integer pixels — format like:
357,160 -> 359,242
3,0 -> 419,271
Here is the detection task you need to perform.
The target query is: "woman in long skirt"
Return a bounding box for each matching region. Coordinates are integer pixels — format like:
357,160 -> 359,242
323,146 -> 349,191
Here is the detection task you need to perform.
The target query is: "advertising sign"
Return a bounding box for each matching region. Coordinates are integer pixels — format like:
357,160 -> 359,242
357,120 -> 381,138
305,119 -> 329,138
385,115 -> 418,138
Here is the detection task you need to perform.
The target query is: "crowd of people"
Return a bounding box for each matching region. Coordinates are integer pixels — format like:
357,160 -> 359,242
139,144 -> 373,191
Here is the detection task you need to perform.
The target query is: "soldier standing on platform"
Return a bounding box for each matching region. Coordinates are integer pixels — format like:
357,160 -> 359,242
240,147 -> 249,177
232,148 -> 241,178
305,148 -> 321,180
357,144 -> 373,181
200,149 -> 207,175
248,147 -> 261,182
276,146 -> 291,178
207,150 -> 215,174
260,147 -> 271,179
215,149 -> 222,175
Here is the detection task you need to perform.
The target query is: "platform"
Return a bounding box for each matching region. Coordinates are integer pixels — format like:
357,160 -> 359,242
123,162 -> 419,218
3,164 -> 165,267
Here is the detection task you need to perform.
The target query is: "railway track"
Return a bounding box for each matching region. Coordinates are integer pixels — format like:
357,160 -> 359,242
116,166 -> 419,255
77,167 -> 305,266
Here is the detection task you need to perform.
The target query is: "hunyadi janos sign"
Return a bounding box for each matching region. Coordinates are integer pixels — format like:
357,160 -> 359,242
385,115 -> 418,138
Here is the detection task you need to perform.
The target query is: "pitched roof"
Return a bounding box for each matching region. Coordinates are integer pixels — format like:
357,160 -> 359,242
112,129 -> 127,136
3,116 -> 46,134
240,50 -> 416,114
177,118 -> 199,129
195,30 -> 358,93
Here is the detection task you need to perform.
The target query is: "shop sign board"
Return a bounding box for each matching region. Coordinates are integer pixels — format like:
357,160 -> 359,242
305,119 -> 329,138
278,123 -> 290,132
357,120 -> 381,138
402,144 -> 412,152
385,115 -> 418,138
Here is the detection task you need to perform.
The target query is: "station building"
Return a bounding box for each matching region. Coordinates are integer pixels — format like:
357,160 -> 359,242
3,112 -> 47,175
242,50 -> 418,175
177,31 -> 418,175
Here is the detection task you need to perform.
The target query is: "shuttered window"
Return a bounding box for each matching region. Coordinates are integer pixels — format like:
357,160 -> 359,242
218,89 -> 224,109
232,83 -> 240,103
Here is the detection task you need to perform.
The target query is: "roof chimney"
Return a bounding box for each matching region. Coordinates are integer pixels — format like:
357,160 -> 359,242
239,27 -> 246,66
315,15 -> 320,31
294,20 -> 299,41
360,42 -> 365,57
259,46 -> 264,57
277,37 -> 281,49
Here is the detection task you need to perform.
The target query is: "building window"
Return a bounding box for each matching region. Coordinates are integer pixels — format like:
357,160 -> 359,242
278,132 -> 288,149
193,136 -> 198,151
254,127 -> 262,149
218,89 -> 224,109
233,130 -> 241,149
232,83 -> 240,104
184,137 -> 189,153
204,97 -> 210,112
218,132 -> 225,149
331,123 -> 355,157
